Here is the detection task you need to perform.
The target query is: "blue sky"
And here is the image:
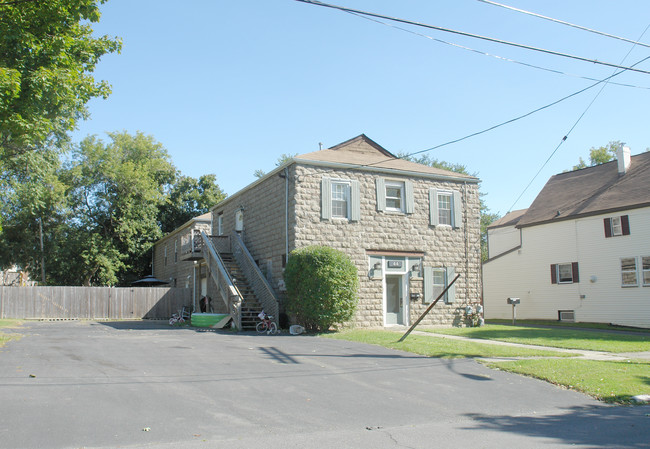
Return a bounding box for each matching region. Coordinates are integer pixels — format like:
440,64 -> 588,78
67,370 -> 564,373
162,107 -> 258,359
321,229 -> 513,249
72,0 -> 650,216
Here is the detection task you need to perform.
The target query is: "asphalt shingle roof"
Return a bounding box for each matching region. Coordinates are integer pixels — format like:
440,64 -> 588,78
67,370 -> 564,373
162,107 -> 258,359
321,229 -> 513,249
516,151 -> 650,228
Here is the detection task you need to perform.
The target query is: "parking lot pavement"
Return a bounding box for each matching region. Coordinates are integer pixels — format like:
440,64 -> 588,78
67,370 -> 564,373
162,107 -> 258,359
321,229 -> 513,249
0,320 -> 648,449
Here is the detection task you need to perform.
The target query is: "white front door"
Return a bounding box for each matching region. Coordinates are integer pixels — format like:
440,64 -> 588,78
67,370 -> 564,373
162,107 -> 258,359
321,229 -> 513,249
385,274 -> 406,325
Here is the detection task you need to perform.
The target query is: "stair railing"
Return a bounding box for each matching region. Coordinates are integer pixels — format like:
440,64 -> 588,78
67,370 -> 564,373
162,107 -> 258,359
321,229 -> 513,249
231,232 -> 279,323
199,231 -> 243,330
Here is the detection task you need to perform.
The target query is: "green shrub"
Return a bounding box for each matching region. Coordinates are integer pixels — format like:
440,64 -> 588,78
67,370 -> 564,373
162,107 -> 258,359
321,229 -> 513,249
284,246 -> 359,331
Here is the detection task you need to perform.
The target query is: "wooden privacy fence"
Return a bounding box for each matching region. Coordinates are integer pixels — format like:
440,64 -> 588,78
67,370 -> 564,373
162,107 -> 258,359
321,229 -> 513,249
0,286 -> 192,320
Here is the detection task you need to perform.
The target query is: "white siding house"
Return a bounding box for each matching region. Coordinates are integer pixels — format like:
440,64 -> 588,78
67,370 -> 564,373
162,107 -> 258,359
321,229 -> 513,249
483,147 -> 650,328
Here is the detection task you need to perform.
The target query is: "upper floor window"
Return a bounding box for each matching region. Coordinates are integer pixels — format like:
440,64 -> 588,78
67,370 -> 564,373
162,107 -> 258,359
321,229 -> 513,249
385,181 -> 405,212
429,188 -> 461,228
217,213 -> 223,236
331,181 -> 350,218
437,192 -> 452,225
376,178 -> 413,214
604,215 -> 630,237
551,262 -> 579,284
164,246 -> 168,266
174,240 -> 178,263
321,177 -> 360,221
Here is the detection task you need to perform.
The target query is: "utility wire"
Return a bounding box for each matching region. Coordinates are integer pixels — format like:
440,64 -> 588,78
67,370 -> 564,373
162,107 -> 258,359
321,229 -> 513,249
353,53 -> 650,175
478,0 -> 650,49
346,9 -> 650,90
506,23 -> 650,213
296,0 -> 650,76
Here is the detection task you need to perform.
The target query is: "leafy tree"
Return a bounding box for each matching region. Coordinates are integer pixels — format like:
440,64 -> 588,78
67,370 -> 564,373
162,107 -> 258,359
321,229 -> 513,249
398,153 -> 499,261
0,0 -> 121,155
158,174 -> 226,233
571,141 -> 623,170
284,246 -> 359,331
62,131 -> 176,285
253,153 -> 297,179
0,146 -> 67,283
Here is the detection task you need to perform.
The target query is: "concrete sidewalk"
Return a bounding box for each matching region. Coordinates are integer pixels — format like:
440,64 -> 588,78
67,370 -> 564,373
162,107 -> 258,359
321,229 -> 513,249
407,329 -> 650,361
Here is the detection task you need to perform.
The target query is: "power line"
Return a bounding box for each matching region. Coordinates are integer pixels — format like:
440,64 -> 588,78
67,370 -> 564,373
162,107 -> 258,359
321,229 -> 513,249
505,23 -> 650,213
296,0 -> 650,76
478,0 -> 650,49
346,9 -> 650,91
353,53 -> 650,176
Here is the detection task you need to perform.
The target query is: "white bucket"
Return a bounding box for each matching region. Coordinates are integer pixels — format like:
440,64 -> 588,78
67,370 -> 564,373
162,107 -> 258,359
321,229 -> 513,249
289,325 -> 304,335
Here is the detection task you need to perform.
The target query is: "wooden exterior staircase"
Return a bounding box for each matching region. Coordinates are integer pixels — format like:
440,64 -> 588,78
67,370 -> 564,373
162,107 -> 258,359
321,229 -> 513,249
184,230 -> 279,331
220,254 -> 263,331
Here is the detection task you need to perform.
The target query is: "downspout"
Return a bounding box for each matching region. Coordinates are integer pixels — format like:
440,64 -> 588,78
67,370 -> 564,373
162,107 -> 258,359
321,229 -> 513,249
284,167 -> 289,260
463,182 -> 469,304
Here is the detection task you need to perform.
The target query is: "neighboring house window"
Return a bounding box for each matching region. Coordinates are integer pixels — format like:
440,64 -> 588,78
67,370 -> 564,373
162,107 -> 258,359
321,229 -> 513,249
621,257 -> 638,287
217,213 -> 223,236
604,215 -> 630,238
376,178 -> 414,214
550,262 -> 579,284
424,266 -> 456,304
164,246 -> 168,266
174,240 -> 178,263
429,188 -> 462,228
321,178 -> 360,221
643,256 -> 650,287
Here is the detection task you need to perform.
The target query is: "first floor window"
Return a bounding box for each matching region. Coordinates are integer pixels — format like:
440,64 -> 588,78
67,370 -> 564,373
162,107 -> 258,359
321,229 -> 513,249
424,266 -> 456,304
621,257 -> 638,287
643,256 -> 650,287
551,262 -> 579,284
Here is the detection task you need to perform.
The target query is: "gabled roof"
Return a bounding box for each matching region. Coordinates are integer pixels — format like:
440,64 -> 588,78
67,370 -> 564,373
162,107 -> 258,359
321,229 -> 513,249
295,134 -> 478,182
516,151 -> 650,228
488,209 -> 527,229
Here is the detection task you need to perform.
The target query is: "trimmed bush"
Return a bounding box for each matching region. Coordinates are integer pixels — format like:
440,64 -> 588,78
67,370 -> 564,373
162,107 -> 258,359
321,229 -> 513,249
284,246 -> 359,331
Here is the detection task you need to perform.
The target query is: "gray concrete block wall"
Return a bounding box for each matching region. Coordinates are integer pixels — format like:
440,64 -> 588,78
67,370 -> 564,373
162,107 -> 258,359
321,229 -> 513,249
293,164 -> 482,327
211,168 -> 293,298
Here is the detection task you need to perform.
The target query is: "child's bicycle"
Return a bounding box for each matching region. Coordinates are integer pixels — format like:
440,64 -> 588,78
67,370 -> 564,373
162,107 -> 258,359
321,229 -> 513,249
169,312 -> 185,326
256,311 -> 278,335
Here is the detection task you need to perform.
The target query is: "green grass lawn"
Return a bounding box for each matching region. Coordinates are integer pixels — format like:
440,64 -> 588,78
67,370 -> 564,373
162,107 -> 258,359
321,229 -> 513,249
325,329 -> 575,359
487,358 -> 650,404
326,327 -> 650,405
420,324 -> 650,353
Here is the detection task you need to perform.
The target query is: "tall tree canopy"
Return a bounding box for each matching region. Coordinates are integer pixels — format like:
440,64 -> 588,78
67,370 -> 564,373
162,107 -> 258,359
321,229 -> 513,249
159,174 -> 227,234
62,132 -> 176,285
0,0 -> 121,154
0,131 -> 226,286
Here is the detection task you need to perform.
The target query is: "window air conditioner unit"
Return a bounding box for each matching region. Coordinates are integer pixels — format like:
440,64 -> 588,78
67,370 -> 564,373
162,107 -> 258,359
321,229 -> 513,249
558,310 -> 575,322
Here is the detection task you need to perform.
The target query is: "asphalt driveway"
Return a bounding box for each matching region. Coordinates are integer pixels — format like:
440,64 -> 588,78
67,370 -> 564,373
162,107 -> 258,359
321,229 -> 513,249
0,320 -> 648,449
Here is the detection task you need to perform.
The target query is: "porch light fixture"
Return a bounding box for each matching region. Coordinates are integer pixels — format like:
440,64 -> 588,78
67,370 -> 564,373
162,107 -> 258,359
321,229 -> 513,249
374,262 -> 381,270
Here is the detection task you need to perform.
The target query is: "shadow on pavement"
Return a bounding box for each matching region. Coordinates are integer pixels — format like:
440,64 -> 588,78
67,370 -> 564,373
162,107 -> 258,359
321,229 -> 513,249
463,405 -> 650,448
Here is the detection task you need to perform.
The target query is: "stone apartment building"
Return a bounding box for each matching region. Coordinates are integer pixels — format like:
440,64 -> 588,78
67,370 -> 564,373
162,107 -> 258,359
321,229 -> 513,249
206,135 -> 482,327
153,212 -> 212,293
